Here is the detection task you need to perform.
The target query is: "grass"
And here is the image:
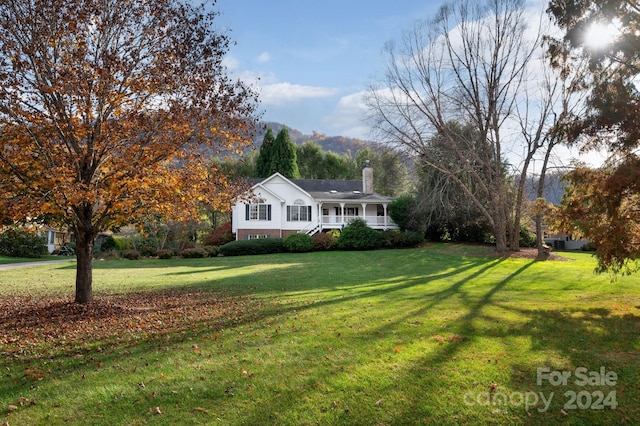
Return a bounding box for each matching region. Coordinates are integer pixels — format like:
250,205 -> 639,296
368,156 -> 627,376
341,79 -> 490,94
0,244 -> 639,425
0,255 -> 62,264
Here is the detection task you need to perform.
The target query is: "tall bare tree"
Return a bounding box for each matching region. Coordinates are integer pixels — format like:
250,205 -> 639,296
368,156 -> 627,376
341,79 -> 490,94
367,0 -> 548,252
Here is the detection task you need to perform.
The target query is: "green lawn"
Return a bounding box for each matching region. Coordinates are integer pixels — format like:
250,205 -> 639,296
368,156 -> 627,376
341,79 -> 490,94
0,255 -> 62,264
1,244 -> 638,425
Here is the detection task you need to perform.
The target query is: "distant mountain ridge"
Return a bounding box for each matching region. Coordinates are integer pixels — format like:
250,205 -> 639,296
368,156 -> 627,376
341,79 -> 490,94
254,122 -> 370,156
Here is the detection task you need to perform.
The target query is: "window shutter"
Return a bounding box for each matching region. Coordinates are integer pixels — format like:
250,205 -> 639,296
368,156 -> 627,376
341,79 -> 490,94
307,206 -> 312,221
245,205 -> 249,220
267,205 -> 272,221
286,206 -> 291,221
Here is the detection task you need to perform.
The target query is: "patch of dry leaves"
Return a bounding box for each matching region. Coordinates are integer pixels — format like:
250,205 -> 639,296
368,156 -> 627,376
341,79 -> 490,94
0,290 -> 259,360
503,248 -> 570,261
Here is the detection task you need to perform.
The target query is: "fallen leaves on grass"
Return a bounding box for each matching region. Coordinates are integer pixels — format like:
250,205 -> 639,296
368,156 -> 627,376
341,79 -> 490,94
0,290 -> 261,360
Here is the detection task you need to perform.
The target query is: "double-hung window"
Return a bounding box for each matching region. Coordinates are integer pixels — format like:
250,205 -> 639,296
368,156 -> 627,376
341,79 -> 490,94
245,200 -> 271,221
287,199 -> 312,222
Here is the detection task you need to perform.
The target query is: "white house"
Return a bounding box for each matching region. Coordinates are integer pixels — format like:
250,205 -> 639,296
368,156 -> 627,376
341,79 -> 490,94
231,164 -> 398,240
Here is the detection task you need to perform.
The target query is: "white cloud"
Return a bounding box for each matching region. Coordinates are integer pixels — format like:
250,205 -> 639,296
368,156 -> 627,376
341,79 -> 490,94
257,51 -> 271,63
259,83 -> 339,106
322,91 -> 371,139
222,56 -> 240,71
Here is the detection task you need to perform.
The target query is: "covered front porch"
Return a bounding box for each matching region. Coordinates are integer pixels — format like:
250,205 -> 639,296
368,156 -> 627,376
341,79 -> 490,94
301,201 -> 398,235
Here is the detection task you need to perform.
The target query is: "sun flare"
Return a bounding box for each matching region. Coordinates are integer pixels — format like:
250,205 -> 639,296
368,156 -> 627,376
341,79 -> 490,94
584,21 -> 619,49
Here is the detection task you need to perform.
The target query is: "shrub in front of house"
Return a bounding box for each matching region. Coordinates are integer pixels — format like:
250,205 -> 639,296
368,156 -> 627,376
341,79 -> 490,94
389,194 -> 419,231
100,235 -> 120,252
518,225 -> 537,248
157,249 -> 175,259
204,246 -> 219,257
382,229 -> 425,248
139,245 -> 157,257
337,219 -> 384,250
121,249 -> 141,260
283,233 -> 314,253
0,227 -> 48,258
312,232 -> 337,251
219,238 -> 284,256
203,222 -> 235,246
180,247 -> 208,258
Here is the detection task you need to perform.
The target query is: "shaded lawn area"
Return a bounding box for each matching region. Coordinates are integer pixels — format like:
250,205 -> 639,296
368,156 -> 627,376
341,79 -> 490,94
0,244 -> 639,425
0,255 -> 62,265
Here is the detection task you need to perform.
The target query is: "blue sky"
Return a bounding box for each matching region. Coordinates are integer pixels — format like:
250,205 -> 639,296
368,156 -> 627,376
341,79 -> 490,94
215,0 -> 443,140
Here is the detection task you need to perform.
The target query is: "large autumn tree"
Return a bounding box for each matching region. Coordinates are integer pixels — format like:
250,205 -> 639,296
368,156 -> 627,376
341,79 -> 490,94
0,0 -> 259,302
547,0 -> 640,273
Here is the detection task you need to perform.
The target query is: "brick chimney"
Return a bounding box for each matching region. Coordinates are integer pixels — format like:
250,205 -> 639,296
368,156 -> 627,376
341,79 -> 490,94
362,160 -> 373,194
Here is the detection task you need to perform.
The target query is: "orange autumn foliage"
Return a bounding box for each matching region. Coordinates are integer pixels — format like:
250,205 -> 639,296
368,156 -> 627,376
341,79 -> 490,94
553,157 -> 640,275
0,0 -> 260,302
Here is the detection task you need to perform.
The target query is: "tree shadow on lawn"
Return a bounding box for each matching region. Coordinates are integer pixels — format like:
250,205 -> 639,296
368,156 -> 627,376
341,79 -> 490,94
1,251 -> 506,421
228,258 -> 639,425
368,277 -> 640,425
208,257 -> 529,425
8,251 -> 636,424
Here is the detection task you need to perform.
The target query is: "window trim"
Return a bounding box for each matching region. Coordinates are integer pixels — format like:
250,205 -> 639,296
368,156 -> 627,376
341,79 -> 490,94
287,205 -> 312,222
245,203 -> 272,221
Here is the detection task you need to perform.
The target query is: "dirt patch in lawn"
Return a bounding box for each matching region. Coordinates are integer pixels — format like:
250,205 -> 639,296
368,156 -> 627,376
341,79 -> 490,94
503,247 -> 571,261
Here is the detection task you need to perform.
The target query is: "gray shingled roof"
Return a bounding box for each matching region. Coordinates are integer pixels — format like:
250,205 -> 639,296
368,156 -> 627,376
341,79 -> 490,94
246,177 -> 360,192
245,176 -> 394,202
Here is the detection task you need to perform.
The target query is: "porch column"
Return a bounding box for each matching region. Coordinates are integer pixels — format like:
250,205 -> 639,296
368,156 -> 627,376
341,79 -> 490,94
361,203 -> 367,225
340,202 -> 345,225
318,202 -> 323,231
383,204 -> 388,227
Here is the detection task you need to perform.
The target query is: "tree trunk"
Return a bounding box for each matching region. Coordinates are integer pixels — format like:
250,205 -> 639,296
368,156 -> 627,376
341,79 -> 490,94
535,141 -> 555,260
493,210 -> 509,254
75,229 -> 94,304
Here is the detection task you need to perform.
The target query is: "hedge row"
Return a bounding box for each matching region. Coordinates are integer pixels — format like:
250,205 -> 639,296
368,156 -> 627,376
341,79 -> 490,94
118,221 -> 425,259
120,246 -> 219,260
219,238 -> 285,256
219,220 -> 424,256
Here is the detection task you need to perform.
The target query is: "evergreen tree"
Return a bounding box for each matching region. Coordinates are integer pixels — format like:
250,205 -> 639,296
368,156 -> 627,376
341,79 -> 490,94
255,128 -> 275,177
270,128 -> 300,178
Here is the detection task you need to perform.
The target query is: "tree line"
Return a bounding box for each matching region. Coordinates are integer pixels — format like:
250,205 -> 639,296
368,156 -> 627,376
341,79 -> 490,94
219,126 -> 412,197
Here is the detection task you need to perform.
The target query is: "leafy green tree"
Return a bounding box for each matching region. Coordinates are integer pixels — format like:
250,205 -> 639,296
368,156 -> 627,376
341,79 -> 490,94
322,151 -> 352,180
353,147 -> 411,196
296,141 -> 325,179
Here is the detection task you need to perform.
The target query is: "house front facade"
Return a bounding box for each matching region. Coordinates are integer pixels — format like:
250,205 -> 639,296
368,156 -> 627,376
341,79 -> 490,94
231,166 -> 398,240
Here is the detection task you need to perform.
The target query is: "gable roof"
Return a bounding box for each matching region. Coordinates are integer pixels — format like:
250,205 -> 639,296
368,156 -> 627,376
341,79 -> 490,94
244,174 -> 394,203
245,177 -> 360,192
